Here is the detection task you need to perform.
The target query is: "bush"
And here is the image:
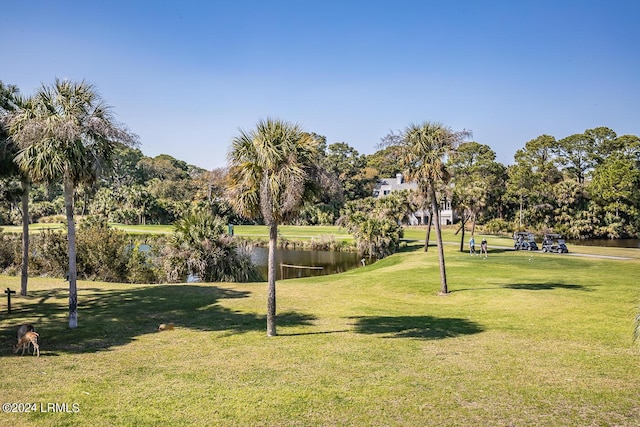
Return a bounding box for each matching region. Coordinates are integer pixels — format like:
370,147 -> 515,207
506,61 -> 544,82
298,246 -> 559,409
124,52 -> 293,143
31,202 -> 59,222
339,198 -> 404,259
126,243 -> 160,284
109,208 -> 138,225
0,234 -> 21,272
483,218 -> 511,234
76,217 -> 130,282
31,230 -> 68,277
38,214 -> 66,224
161,211 -> 261,283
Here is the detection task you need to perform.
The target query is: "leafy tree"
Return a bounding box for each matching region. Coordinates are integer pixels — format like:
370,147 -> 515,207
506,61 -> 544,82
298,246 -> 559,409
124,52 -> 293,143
9,78 -> 137,328
324,142 -> 374,201
339,197 -> 404,258
505,135 -> 562,228
555,133 -> 596,184
386,122 -> 471,295
366,144 -> 404,177
89,187 -> 118,218
551,179 -> 588,237
449,142 -> 505,251
585,126 -> 617,164
120,184 -> 155,225
102,145 -> 145,189
588,154 -> 640,236
611,134 -> 640,162
227,118 -> 321,336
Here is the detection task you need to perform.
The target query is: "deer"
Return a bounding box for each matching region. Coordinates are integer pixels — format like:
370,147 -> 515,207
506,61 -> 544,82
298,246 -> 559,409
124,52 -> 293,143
17,324 -> 35,341
14,331 -> 40,357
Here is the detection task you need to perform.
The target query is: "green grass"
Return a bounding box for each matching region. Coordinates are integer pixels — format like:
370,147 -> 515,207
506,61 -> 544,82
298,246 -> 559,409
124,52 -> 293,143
233,224 -> 354,241
1,223 -> 350,239
1,241 -> 639,426
0,223 -> 175,235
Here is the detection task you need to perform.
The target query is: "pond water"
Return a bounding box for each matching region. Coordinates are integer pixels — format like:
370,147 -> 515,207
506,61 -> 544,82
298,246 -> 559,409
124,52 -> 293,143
566,238 -> 640,248
250,247 -> 369,281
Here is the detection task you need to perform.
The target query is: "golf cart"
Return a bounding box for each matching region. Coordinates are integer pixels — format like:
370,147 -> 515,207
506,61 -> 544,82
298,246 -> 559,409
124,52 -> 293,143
542,233 -> 569,253
513,232 -> 538,251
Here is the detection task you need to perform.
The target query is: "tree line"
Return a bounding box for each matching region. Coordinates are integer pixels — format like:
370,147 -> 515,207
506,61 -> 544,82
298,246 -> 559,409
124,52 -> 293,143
2,78 -> 640,335
3,84 -> 638,242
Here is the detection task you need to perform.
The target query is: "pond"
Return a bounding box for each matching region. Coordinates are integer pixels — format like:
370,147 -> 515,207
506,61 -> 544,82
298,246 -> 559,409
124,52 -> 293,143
250,247 -> 369,281
567,238 -> 640,248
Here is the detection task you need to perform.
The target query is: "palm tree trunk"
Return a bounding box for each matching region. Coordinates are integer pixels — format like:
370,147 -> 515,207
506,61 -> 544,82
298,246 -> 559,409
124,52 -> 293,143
471,211 -> 477,236
424,206 -> 432,252
20,177 -> 30,296
267,223 -> 278,337
64,178 -> 79,329
430,186 -> 448,294
459,216 -> 466,253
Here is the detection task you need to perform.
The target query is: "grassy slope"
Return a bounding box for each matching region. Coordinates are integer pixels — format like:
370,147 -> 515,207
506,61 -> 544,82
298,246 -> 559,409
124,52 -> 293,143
1,240 -> 639,426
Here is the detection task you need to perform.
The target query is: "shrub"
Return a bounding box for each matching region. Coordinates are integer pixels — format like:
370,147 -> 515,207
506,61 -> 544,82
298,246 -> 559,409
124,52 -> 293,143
339,198 -> 404,259
161,211 -> 261,283
32,230 -> 68,277
31,202 -> 59,222
38,214 -> 66,224
109,208 -> 138,225
483,218 -> 511,234
0,233 -> 21,272
126,243 -> 160,284
76,217 -> 130,282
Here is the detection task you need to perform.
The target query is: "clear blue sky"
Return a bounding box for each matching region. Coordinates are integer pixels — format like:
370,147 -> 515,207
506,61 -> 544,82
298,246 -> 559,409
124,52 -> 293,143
3,0 -> 639,170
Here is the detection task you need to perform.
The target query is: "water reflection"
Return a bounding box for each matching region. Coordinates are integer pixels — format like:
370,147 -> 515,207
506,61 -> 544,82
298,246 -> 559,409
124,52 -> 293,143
250,247 -> 370,280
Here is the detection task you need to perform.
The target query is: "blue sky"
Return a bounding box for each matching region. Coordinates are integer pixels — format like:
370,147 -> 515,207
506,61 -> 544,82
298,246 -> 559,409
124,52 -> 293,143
2,0 -> 639,170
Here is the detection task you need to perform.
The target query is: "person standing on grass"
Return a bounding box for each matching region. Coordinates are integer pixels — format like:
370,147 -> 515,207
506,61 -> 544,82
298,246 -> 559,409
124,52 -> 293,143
481,238 -> 488,258
469,236 -> 476,256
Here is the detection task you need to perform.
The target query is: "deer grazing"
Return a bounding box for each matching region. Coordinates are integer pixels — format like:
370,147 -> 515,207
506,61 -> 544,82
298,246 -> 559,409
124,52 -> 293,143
17,324 -> 35,341
14,331 -> 40,357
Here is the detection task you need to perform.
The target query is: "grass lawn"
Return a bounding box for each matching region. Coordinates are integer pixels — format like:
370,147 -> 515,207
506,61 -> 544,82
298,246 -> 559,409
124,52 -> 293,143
1,240 -> 639,426
0,223 -> 351,240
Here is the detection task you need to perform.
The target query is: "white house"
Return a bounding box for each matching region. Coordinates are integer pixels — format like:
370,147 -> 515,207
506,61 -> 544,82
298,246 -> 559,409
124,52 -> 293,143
373,173 -> 456,225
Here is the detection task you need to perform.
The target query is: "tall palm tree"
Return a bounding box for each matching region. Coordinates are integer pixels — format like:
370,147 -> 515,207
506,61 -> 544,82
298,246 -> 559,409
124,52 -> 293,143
0,82 -> 32,297
227,118 -> 321,336
399,122 -> 471,294
9,78 -> 137,328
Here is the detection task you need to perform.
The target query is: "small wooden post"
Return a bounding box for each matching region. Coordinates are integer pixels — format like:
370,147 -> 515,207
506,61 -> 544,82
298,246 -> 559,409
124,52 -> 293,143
5,287 -> 16,314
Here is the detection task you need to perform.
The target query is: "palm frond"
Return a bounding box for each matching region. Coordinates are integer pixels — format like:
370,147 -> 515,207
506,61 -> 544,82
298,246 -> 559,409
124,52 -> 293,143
226,118 -> 321,224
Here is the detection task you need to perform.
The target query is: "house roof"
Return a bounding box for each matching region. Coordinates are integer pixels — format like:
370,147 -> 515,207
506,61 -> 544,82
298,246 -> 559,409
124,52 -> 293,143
373,174 -> 417,197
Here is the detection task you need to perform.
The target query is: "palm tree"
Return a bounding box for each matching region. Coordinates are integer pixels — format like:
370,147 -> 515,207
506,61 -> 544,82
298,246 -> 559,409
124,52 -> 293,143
227,118 -> 321,336
397,122 -> 471,294
0,82 -> 32,297
9,78 -> 137,328
166,210 -> 260,283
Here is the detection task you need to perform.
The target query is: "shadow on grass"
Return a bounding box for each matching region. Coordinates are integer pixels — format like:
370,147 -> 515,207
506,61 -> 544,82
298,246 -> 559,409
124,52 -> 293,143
350,315 -> 483,340
0,284 -> 316,356
396,242 -> 425,253
503,282 -> 590,291
486,248 -> 514,254
279,330 -> 350,337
